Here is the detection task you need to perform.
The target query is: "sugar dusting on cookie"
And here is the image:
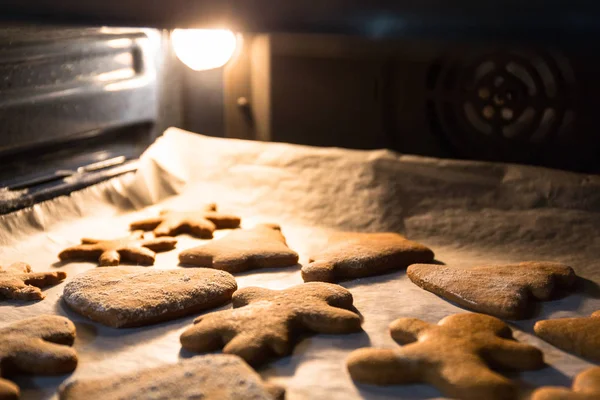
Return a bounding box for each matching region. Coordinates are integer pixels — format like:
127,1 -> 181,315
63,267 -> 237,328
59,354 -> 283,400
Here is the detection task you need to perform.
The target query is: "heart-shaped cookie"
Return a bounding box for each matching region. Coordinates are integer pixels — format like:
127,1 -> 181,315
63,267 -> 237,328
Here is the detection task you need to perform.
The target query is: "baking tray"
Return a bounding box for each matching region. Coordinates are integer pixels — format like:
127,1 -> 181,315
1,128 -> 599,399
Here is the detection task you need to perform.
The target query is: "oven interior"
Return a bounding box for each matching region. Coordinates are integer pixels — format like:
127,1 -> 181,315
0,3 -> 599,213
0,4 -> 599,400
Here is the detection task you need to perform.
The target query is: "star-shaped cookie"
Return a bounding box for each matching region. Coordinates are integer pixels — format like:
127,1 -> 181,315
532,366 -> 600,400
302,232 -> 434,283
178,224 -> 299,273
534,310 -> 600,362
130,203 -> 241,238
180,282 -> 362,365
0,262 -> 66,301
407,261 -> 576,319
347,313 -> 544,400
0,315 -> 78,399
58,231 -> 177,266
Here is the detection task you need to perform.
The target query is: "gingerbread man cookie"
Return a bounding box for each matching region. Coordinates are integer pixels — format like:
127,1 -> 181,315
347,313 -> 544,400
302,232 -> 434,283
58,231 -> 177,266
0,315 -> 78,400
130,203 -> 241,238
179,224 -> 299,273
180,282 -> 362,365
59,354 -> 283,400
407,262 -> 576,319
534,310 -> 600,362
63,267 -> 237,328
532,366 -> 600,400
1,262 -> 66,301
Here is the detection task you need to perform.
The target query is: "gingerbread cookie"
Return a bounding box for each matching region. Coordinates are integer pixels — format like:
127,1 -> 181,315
532,366 -> 600,400
179,224 -> 299,273
0,315 -> 78,400
302,232 -> 434,283
347,313 -> 543,400
130,203 -> 241,239
407,262 -> 576,319
534,310 -> 600,362
63,267 -> 237,328
58,231 -> 177,266
1,262 -> 66,301
180,282 -> 362,365
59,354 -> 283,400
0,379 -> 18,400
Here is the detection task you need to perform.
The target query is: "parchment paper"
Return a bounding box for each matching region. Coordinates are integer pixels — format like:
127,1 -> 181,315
1,128 -> 599,400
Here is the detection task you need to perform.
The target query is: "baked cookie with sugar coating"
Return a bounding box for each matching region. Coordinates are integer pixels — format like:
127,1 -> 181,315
407,262 -> 576,319
534,310 -> 600,362
181,282 -> 361,365
532,367 -> 600,400
179,224 -> 298,273
0,315 -> 78,400
59,354 -> 283,400
63,267 -> 237,328
302,232 -> 434,283
58,231 -> 177,266
347,313 -> 544,400
130,203 -> 241,239
0,262 -> 66,301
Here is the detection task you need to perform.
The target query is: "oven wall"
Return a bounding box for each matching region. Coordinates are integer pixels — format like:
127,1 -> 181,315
156,30 -> 185,135
187,33 -> 598,173
0,25 -> 184,204
0,25 -> 184,157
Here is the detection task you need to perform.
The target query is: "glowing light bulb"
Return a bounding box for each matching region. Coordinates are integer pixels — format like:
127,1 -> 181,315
172,29 -> 239,71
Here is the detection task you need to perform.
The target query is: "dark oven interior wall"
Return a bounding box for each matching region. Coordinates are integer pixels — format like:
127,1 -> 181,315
217,33 -> 600,173
0,25 -> 184,209
0,25 -> 184,158
155,30 -> 185,136
181,66 -> 225,138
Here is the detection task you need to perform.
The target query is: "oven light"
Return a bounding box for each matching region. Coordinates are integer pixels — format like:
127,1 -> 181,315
172,29 -> 239,71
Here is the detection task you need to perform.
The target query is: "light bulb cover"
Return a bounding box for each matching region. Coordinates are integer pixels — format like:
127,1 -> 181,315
172,29 -> 239,71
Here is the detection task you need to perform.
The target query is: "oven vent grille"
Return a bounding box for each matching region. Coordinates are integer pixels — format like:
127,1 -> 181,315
426,50 -> 576,161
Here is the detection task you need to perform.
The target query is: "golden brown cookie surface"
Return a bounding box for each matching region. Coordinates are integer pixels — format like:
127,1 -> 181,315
59,354 -> 283,400
0,378 -> 19,400
532,366 -> 600,400
130,203 -> 241,238
347,313 -> 544,400
63,266 -> 237,328
407,261 -> 576,319
179,224 -> 299,273
302,232 -> 434,283
180,282 -> 362,366
58,231 -> 177,266
0,315 -> 78,400
534,311 -> 600,362
0,262 -> 66,301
